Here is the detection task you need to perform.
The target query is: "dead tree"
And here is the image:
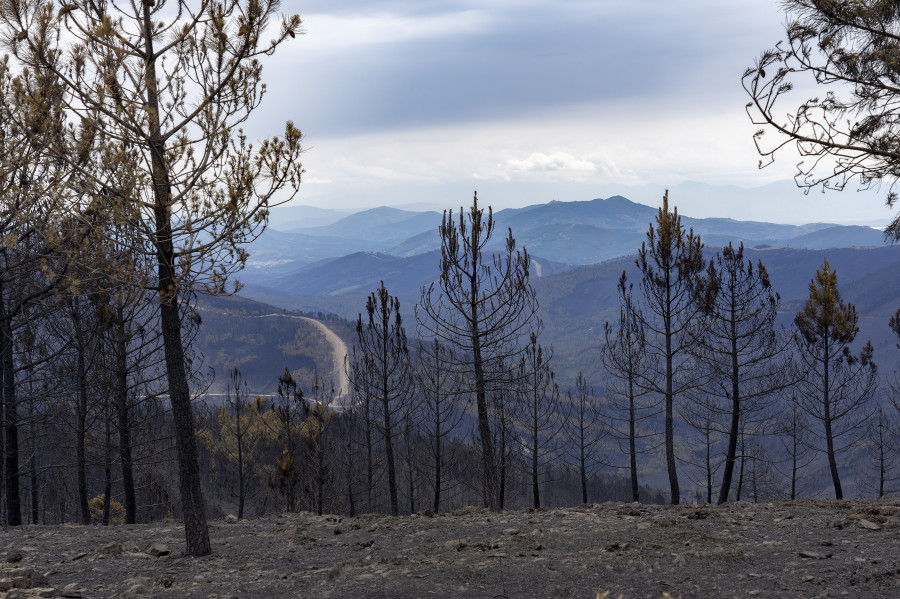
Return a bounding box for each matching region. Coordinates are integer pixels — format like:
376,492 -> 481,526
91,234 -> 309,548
563,373 -> 604,505
634,191 -> 711,504
417,192 -> 539,510
602,272 -> 659,503
354,282 -> 412,516
775,400 -> 816,500
694,243 -> 790,503
347,349 -> 380,512
514,333 -> 563,509
414,339 -> 464,513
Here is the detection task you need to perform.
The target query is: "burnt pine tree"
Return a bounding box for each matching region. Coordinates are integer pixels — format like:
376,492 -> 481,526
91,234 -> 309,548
347,348 -> 379,512
489,359 -> 518,511
776,401 -> 816,501
414,339 -> 464,513
418,193 -> 539,510
1,0 -> 303,554
355,282 -> 412,516
223,368 -> 254,520
794,259 -> 877,500
563,372 -> 603,505
602,272 -> 657,503
271,369 -> 304,512
697,243 -> 789,504
0,56 -> 80,526
514,332 -> 562,510
635,191 -> 710,505
862,405 -> 898,498
744,0 -> 900,238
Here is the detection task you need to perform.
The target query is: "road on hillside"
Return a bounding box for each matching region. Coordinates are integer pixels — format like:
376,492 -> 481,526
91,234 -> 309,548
198,307 -> 351,406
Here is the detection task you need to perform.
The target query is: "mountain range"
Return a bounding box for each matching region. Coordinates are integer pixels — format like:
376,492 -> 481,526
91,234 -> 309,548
235,195 -> 900,387
256,196 -> 887,275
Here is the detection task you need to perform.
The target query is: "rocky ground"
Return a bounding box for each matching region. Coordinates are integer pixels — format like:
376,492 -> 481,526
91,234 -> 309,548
0,498 -> 899,598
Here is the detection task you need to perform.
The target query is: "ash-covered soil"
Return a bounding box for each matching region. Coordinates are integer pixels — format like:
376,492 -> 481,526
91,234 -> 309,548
2,499 -> 899,598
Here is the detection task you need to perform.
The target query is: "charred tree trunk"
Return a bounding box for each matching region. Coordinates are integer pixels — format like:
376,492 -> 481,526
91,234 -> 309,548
665,314 -> 679,504
102,418 -> 112,525
1,288 -> 21,526
143,3 -> 209,556
433,416 -> 442,513
822,352 -> 843,500
629,379 -> 639,503
73,298 -> 91,525
717,310 -> 742,504
114,305 -> 137,524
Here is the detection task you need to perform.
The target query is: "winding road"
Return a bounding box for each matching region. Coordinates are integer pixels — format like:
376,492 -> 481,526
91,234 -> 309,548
197,306 -> 351,405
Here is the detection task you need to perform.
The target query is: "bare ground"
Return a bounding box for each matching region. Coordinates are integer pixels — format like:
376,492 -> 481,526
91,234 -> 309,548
2,498 -> 899,598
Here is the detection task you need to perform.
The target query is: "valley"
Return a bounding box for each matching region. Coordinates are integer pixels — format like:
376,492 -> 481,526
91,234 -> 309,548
184,192 -> 900,505
229,195 -> 900,388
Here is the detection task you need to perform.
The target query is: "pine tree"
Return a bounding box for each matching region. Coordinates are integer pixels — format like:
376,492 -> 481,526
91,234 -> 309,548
745,0 -> 900,237
1,0 -> 303,554
794,259 -> 877,499
602,272 -> 657,503
354,282 -> 411,516
417,193 -> 539,510
697,243 -> 790,503
634,191 -> 710,504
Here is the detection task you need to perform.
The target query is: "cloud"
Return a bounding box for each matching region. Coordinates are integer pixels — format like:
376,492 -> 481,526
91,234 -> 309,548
251,0 -> 813,217
257,0 -> 787,141
299,10 -> 493,52
505,152 -> 597,174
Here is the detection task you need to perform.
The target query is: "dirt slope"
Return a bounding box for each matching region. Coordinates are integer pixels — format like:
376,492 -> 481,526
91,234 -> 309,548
2,499 -> 899,598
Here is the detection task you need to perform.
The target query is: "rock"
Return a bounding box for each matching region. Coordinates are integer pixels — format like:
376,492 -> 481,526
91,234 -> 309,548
142,542 -> 170,557
798,550 -> 829,559
60,582 -> 86,598
6,553 -> 22,563
122,576 -> 153,599
122,583 -> 149,598
224,514 -> 239,523
0,568 -> 49,591
8,589 -> 56,599
97,541 -> 123,555
858,519 -> 882,531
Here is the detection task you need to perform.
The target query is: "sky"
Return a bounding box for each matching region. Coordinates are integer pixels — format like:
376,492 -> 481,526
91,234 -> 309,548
248,0 -> 895,225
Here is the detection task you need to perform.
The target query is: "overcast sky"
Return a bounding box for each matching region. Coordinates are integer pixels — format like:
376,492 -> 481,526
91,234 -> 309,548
249,0 -> 894,224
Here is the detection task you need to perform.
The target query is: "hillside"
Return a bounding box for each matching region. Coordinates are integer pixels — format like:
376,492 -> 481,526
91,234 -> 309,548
240,243 -> 900,387
4,500 -> 899,598
194,295 -> 355,399
532,245 -> 900,382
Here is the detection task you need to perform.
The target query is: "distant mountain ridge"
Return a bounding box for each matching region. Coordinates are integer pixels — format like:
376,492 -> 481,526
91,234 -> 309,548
255,196 -> 884,273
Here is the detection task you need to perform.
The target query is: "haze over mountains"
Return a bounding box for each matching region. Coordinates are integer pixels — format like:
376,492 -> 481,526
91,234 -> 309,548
251,194 -> 886,275
225,193 -> 900,389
